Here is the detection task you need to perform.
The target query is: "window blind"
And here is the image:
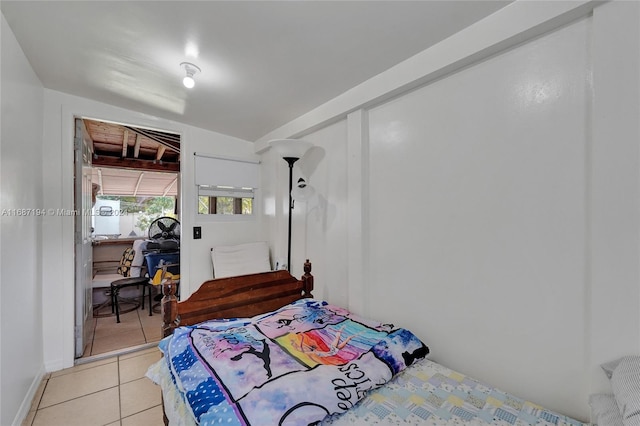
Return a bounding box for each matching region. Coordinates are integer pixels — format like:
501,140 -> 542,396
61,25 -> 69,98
198,186 -> 255,199
194,153 -> 259,189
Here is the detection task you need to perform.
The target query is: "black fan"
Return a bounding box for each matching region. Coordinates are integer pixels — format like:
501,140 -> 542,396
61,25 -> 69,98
148,216 -> 180,241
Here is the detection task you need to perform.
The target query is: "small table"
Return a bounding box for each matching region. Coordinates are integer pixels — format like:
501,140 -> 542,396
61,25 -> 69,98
111,276 -> 149,323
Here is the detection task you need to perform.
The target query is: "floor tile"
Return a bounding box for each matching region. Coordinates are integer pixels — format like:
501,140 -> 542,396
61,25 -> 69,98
121,405 -> 163,426
91,329 -> 146,356
142,323 -> 162,333
139,311 -> 162,325
95,316 -> 142,333
32,387 -> 120,426
81,342 -> 92,358
140,315 -> 163,339
51,357 -> 116,378
119,346 -> 158,361
95,313 -> 142,338
82,303 -> 163,359
142,328 -> 163,342
120,377 -> 162,418
40,362 -> 118,408
119,350 -> 162,384
31,310 -> 171,426
29,378 -> 47,411
93,324 -> 143,342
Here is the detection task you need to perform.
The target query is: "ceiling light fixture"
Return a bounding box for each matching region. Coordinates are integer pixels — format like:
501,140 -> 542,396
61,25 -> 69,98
180,62 -> 201,89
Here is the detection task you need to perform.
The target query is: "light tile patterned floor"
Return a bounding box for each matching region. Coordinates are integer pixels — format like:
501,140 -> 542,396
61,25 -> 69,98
21,307 -> 165,425
84,305 -> 163,357
23,347 -> 164,426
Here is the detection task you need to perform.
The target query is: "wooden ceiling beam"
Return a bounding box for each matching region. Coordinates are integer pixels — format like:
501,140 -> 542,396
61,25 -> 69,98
81,119 -> 95,156
124,126 -> 180,153
133,172 -> 144,197
122,129 -> 129,157
92,156 -> 180,172
163,176 -> 178,196
156,145 -> 166,161
133,134 -> 141,158
97,168 -> 104,195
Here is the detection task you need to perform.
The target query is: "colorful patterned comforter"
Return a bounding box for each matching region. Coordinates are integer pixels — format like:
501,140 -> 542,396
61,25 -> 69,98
321,359 -> 586,426
150,299 -> 428,426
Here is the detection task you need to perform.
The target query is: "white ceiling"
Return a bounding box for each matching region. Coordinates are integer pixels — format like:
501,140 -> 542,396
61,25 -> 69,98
1,1 -> 510,142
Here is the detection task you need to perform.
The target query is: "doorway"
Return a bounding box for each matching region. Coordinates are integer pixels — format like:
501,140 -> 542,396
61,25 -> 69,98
74,118 -> 181,360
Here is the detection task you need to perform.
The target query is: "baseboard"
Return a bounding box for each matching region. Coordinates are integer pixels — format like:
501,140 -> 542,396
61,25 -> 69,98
75,341 -> 158,365
44,358 -> 65,373
12,365 -> 46,426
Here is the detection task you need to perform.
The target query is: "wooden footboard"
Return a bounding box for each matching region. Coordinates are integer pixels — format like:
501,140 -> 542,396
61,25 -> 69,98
161,259 -> 314,337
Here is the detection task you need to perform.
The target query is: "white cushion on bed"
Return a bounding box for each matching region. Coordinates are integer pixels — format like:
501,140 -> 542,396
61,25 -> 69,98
590,394 -> 624,426
211,241 -> 271,278
610,356 -> 640,426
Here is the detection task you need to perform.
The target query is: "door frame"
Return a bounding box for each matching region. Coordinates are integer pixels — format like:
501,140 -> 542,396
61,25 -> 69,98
66,111 -> 183,365
73,118 -> 94,357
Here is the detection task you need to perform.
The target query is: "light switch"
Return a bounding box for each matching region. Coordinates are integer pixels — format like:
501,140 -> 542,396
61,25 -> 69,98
193,226 -> 202,239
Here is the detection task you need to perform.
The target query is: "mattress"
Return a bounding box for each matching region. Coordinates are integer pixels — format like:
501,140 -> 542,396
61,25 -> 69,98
321,359 -> 586,426
147,355 -> 586,426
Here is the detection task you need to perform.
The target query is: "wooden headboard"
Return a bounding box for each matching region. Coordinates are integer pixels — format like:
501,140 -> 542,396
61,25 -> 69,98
161,259 -> 314,337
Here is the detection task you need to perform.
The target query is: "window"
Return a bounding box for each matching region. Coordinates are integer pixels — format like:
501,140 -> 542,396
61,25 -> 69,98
194,153 -> 259,216
198,195 -> 253,215
197,186 -> 253,215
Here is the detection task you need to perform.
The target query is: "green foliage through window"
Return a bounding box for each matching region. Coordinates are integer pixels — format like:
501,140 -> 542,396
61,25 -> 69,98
198,196 -> 252,215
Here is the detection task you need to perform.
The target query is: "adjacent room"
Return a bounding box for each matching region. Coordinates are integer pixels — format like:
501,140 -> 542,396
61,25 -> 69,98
2,1 -> 639,425
84,118 -> 180,358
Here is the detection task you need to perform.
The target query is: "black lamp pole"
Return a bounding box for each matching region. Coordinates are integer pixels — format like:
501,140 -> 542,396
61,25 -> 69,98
283,157 -> 298,272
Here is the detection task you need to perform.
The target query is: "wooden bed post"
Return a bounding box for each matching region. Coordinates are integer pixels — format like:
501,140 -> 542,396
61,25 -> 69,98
161,281 -> 178,337
302,259 -> 314,297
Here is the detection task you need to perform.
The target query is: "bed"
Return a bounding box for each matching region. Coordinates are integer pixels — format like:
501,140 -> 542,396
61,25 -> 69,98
147,260 -> 588,426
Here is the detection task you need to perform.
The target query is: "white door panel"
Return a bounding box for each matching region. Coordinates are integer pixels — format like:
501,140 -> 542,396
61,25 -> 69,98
74,118 -> 93,358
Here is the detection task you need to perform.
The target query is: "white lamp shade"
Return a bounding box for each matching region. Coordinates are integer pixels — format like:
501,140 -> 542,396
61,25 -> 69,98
268,139 -> 313,160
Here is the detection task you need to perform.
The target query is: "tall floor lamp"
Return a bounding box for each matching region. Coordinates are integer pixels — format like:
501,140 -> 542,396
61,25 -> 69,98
268,139 -> 313,271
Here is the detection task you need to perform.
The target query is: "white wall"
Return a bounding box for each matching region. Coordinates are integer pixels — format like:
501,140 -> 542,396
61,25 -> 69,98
294,120 -> 349,303
589,0 -> 640,395
188,136 -> 263,287
367,16 -> 590,416
41,90 -> 261,372
261,119 -> 350,300
0,13 -> 45,426
258,1 -> 640,421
